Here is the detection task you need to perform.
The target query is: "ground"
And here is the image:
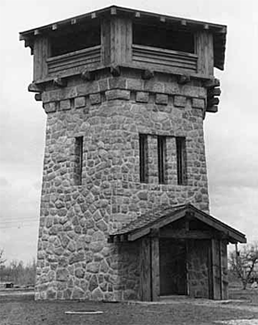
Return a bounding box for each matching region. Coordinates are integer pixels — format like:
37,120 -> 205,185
1,286 -> 258,325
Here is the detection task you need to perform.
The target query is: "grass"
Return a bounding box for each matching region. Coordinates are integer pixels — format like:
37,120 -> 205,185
0,285 -> 258,325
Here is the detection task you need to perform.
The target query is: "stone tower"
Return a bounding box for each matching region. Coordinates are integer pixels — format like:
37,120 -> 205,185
20,6 -> 245,301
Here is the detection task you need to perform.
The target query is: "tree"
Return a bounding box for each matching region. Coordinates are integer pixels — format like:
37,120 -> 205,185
0,249 -> 6,282
229,242 -> 258,289
0,249 -> 6,266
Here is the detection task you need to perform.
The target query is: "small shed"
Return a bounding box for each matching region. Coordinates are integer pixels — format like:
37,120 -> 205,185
109,203 -> 246,301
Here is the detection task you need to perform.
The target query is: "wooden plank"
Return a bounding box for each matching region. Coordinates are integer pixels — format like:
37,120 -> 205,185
101,18 -> 111,66
159,229 -> 214,239
132,45 -> 197,72
48,63 -> 100,78
48,55 -> 100,70
220,240 -> 228,299
193,211 -> 246,243
48,56 -> 100,72
195,31 -> 214,77
47,46 -> 101,75
208,241 -> 213,299
211,239 -> 221,299
151,237 -> 160,301
33,36 -> 50,81
133,44 -> 198,58
125,18 -> 132,63
110,17 -> 116,65
139,238 -> 151,301
109,17 -> 132,65
47,45 -> 101,62
128,228 -> 150,241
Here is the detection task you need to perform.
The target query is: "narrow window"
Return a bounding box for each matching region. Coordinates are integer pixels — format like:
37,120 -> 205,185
176,137 -> 187,185
75,137 -> 83,185
139,134 -> 148,183
157,136 -> 166,184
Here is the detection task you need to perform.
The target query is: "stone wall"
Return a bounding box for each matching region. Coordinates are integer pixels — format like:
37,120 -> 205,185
35,73 -> 210,300
188,239 -> 210,298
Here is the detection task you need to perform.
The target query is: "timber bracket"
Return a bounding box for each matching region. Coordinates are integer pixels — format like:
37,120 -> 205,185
28,82 -> 44,102
81,69 -> 95,81
204,78 -> 221,113
177,74 -> 191,85
53,77 -> 67,88
110,65 -> 121,77
142,69 -> 155,80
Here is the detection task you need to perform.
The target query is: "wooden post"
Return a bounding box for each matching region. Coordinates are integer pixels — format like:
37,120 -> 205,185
101,17 -> 132,66
139,237 -> 151,301
151,236 -> 160,301
211,238 -> 221,299
220,240 -> 228,299
110,17 -> 132,65
195,31 -> 214,77
101,19 -> 111,66
33,36 -> 50,81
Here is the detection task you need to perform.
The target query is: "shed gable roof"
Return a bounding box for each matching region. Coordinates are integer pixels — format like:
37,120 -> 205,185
110,203 -> 246,243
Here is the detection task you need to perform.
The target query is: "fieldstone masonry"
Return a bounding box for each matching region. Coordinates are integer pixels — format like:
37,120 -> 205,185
20,5 -> 246,302
35,71 -> 210,300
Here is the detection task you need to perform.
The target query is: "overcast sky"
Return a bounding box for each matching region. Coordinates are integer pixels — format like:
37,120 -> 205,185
0,0 -> 257,263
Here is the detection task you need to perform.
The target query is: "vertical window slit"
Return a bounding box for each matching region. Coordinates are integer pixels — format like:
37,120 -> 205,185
157,136 -> 166,184
75,136 -> 83,185
139,134 -> 148,183
176,137 -> 187,185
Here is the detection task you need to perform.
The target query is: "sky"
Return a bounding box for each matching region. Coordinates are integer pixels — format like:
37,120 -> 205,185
0,0 -> 257,263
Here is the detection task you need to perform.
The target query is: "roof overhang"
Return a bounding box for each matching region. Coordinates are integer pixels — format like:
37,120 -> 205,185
109,203 -> 246,244
19,5 -> 226,70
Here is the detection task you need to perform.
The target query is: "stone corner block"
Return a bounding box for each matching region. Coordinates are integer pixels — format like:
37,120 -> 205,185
136,91 -> 149,103
174,95 -> 186,108
105,89 -> 130,101
126,78 -> 144,91
164,83 -> 180,95
155,93 -> 168,105
77,82 -> 99,96
108,77 -> 126,89
144,81 -> 164,93
89,93 -> 101,105
60,99 -> 71,111
43,102 -> 56,113
74,96 -> 86,109
98,78 -> 109,92
192,98 -> 205,109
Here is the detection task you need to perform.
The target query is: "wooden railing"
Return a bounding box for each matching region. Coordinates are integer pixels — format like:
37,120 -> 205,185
132,44 -> 198,72
47,45 -> 101,75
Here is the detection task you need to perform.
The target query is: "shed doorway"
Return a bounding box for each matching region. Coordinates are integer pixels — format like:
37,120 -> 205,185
159,238 -> 187,296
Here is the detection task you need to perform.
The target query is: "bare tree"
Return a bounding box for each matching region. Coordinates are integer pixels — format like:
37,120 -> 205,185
229,242 -> 258,289
0,249 -> 6,266
0,249 -> 6,282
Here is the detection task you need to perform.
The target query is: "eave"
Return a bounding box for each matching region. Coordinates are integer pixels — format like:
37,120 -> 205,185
19,5 -> 226,70
109,203 -> 246,244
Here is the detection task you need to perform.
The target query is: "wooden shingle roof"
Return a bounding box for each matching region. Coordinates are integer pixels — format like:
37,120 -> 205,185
110,203 -> 246,243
